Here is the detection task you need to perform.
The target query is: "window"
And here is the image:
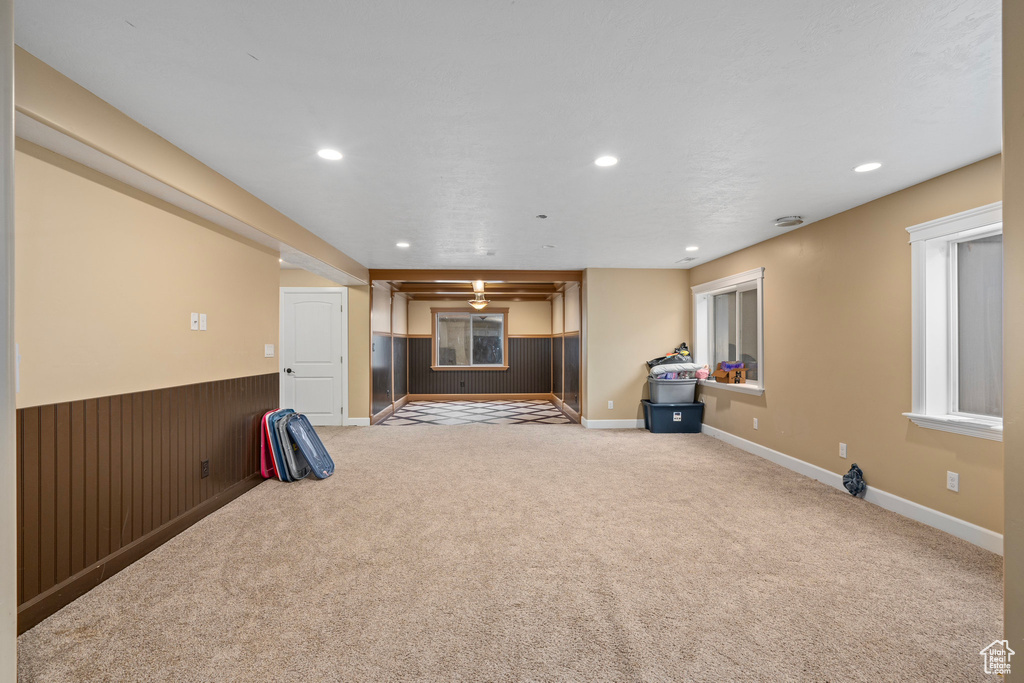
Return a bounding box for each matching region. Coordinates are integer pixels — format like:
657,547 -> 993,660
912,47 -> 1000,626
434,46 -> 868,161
692,268 -> 764,395
431,308 -> 508,370
905,202 -> 1002,441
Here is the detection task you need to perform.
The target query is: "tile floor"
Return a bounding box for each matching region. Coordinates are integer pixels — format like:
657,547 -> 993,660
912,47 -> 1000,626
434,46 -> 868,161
382,400 -> 572,426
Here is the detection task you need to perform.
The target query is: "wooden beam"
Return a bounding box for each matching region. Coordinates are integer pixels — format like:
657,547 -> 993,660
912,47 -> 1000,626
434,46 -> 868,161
370,269 -> 582,283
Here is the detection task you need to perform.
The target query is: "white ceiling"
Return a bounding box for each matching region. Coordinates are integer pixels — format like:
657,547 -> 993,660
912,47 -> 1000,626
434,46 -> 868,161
15,1 -> 1001,270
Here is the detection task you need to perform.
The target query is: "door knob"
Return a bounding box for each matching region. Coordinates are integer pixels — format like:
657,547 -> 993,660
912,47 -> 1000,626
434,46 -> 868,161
284,368 -> 294,374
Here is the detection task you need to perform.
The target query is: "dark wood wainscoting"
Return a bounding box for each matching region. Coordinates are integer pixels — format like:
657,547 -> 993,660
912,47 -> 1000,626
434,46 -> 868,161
371,334 -> 393,415
408,337 -> 551,394
393,336 -> 408,401
563,333 -> 581,412
552,336 -> 563,398
16,372 -> 278,633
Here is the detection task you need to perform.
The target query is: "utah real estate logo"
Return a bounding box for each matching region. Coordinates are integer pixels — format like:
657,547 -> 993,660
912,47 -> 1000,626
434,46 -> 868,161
980,640 -> 1014,676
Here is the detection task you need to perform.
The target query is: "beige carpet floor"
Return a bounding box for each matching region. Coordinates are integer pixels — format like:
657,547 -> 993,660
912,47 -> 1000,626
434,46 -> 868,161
18,425 -> 1002,682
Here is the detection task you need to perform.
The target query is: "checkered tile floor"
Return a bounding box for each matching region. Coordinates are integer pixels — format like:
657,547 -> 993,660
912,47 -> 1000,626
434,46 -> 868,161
382,400 -> 572,426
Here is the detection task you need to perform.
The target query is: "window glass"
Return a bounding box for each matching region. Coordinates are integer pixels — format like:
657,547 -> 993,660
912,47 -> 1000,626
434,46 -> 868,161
437,314 -> 471,366
738,288 -> 759,381
471,314 -> 504,365
436,312 -> 505,367
712,291 -> 736,369
957,234 -> 1002,417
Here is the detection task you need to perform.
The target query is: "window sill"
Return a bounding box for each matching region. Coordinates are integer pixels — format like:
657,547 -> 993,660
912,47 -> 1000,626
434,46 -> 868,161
430,365 -> 509,372
903,412 -> 1003,442
697,379 -> 765,396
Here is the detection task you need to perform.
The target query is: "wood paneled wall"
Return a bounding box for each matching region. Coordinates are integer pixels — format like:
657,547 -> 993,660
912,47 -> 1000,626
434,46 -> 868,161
393,336 -> 408,401
371,335 -> 393,415
16,373 -> 277,633
563,333 -> 581,412
408,337 -> 551,394
552,336 -> 563,398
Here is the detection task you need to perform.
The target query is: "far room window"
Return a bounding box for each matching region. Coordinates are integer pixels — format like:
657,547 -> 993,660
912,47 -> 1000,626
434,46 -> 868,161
692,268 -> 764,395
432,308 -> 509,369
905,202 -> 1002,440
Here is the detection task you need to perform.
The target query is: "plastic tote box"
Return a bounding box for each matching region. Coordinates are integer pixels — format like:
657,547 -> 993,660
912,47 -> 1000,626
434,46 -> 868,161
641,399 -> 704,433
648,377 -> 697,404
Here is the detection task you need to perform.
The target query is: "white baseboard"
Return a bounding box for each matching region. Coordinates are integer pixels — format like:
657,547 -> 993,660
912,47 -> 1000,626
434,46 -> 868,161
701,425 -> 1003,555
582,417 -> 645,429
345,417 -> 370,427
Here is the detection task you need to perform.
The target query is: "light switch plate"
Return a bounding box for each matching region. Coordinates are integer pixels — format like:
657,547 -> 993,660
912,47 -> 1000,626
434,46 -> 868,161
199,313 -> 207,331
190,312 -> 199,331
265,344 -> 275,358
608,400 -> 614,410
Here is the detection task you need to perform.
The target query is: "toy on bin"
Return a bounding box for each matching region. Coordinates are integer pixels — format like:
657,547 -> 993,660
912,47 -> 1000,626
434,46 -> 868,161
712,362 -> 747,384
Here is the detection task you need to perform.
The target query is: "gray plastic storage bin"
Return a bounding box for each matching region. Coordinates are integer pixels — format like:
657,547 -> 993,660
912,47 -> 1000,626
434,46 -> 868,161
648,377 -> 697,404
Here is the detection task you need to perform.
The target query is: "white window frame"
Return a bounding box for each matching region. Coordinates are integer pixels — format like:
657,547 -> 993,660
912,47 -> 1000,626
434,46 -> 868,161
691,267 -> 765,396
904,202 -> 1002,441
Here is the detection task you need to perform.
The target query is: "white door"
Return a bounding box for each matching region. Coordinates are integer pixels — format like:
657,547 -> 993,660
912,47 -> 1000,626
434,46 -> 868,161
280,288 -> 346,426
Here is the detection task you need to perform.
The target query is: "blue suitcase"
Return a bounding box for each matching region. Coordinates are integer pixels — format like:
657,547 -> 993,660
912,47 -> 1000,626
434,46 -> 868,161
276,413 -> 311,481
286,414 -> 335,479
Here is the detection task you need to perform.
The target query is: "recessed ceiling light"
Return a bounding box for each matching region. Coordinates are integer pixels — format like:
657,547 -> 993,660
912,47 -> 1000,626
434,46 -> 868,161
685,246 -> 699,252
541,244 -> 556,249
278,258 -> 283,263
594,156 -> 618,167
774,216 -> 804,228
317,148 -> 343,161
854,162 -> 882,173
396,242 -> 410,248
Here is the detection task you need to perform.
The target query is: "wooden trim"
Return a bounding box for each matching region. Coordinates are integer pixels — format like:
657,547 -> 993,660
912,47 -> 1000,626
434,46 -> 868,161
561,403 -> 581,424
430,306 -> 510,370
370,404 -> 394,425
18,473 -> 263,634
393,394 -> 410,412
508,334 -> 554,338
563,330 -> 580,337
371,330 -> 393,337
430,365 -> 509,372
407,334 -> 432,339
407,393 -> 553,402
370,269 -> 583,283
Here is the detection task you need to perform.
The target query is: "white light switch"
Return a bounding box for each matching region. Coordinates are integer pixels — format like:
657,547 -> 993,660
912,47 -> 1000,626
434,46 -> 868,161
265,344 -> 275,358
608,400 -> 614,410
199,313 -> 207,331
190,312 -> 199,331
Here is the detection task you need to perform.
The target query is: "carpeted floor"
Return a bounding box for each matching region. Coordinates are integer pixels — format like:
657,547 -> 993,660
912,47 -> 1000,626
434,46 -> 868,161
18,425 -> 1002,682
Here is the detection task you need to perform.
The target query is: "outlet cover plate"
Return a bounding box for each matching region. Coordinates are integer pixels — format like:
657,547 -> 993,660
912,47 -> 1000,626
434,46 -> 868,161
947,471 -> 959,492
839,443 -> 847,459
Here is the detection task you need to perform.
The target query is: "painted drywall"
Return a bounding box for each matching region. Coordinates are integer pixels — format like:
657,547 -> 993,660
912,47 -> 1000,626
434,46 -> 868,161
15,141 -> 279,408
347,285 -> 370,419
584,269 -> 691,420
370,282 -> 392,335
552,293 -> 564,335
1003,0 -> 1023,654
564,283 -> 581,333
689,156 -> 1003,534
392,294 -> 408,336
14,48 -> 368,284
279,269 -> 343,288
1,0 -> 16,673
407,300 -> 552,336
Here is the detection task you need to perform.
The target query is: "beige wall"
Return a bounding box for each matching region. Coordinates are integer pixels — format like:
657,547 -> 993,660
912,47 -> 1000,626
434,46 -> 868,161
279,269 -> 344,288
407,300 -> 552,336
15,140 -> 279,408
584,269 -> 691,421
690,156 -> 1003,533
552,293 -> 564,334
564,283 -> 581,333
1003,0 -> 1023,652
15,48 -> 368,284
347,286 -> 370,419
370,282 -> 392,334
392,295 -> 409,336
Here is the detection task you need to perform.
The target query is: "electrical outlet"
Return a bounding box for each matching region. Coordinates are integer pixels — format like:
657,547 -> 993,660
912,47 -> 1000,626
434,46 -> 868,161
460,381 -> 465,388
190,312 -> 199,331
201,460 -> 210,479
199,313 -> 207,331
753,418 -> 758,430
608,400 -> 614,410
947,471 -> 959,492
839,442 -> 847,459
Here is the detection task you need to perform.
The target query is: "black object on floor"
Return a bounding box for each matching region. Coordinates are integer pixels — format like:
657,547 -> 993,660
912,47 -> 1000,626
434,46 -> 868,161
844,463 -> 867,497
641,399 -> 704,433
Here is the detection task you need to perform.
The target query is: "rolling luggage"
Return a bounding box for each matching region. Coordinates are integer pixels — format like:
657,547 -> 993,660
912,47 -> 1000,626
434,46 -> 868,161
286,413 -> 335,479
259,410 -> 280,480
276,412 -> 312,481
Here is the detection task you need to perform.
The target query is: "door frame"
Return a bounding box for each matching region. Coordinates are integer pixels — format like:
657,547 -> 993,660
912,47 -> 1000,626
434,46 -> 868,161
279,287 -> 350,426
